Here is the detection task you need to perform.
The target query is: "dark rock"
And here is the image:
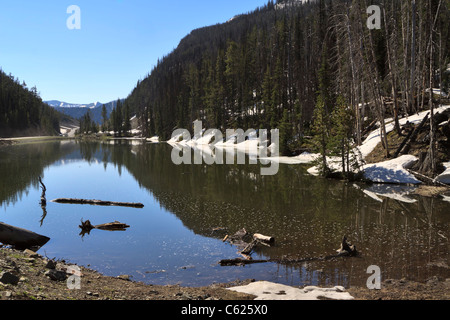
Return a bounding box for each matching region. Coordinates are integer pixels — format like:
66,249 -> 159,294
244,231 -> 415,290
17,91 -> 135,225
44,269 -> 67,282
45,260 -> 57,269
0,271 -> 20,285
23,249 -> 40,259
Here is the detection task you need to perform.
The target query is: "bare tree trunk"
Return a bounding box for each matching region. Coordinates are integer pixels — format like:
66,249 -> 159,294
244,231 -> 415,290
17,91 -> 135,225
383,6 -> 401,135
410,0 -> 417,113
401,1 -> 411,114
427,0 -> 443,176
363,0 -> 389,157
346,9 -> 361,146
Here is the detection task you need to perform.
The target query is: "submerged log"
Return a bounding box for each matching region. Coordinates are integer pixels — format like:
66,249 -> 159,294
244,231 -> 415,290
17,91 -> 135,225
52,198 -> 144,208
406,169 -> 450,187
79,220 -> 130,232
94,221 -> 130,231
220,258 -> 271,266
219,254 -> 348,266
240,239 -> 258,255
223,229 -> 276,258
220,236 -> 358,266
0,222 -> 50,250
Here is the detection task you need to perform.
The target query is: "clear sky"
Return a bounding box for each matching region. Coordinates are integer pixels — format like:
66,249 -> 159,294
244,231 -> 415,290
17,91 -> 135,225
0,0 -> 269,104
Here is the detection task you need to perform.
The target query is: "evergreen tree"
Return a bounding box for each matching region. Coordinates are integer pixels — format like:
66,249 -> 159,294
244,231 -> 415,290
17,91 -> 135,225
123,103 -> 131,135
311,94 -> 330,176
0,70 -> 61,137
279,109 -> 292,156
101,104 -> 108,132
330,95 -> 360,177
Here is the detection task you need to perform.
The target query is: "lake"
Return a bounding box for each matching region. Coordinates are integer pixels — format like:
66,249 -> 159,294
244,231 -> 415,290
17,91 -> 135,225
0,140 -> 449,287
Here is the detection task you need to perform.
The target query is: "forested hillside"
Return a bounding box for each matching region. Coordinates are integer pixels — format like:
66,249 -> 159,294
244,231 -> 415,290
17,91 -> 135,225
0,70 -> 61,137
126,0 -> 449,159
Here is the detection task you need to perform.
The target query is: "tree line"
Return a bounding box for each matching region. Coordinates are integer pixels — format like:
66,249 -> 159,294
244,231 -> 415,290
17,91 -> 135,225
123,0 -> 449,172
0,69 -> 61,137
78,99 -> 131,136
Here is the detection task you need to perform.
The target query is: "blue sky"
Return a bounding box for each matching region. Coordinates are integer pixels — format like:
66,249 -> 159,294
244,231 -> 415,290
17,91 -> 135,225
0,0 -> 269,104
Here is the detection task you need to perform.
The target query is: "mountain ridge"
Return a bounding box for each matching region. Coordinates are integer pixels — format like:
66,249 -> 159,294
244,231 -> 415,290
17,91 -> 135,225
45,100 -> 104,109
45,99 -> 124,124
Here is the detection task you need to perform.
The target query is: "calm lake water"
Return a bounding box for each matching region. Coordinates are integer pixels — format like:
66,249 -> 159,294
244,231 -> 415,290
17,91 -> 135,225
0,140 -> 449,287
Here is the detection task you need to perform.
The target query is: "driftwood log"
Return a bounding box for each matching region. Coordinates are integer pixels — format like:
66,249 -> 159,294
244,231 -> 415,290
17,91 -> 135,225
220,236 -> 358,266
253,233 -> 275,244
52,198 -> 144,208
222,229 -> 275,259
406,169 -> 450,188
219,254 -> 357,266
79,220 -> 130,232
0,222 -> 50,250
79,220 -> 130,237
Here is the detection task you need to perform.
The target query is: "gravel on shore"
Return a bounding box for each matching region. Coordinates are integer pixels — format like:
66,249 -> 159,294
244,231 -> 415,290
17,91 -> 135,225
1,247 -> 449,301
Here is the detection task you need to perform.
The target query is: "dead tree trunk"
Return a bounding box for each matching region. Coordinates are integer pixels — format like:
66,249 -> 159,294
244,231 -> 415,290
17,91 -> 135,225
410,0 -> 417,113
383,7 -> 401,135
394,113 -> 429,158
52,198 -> 144,208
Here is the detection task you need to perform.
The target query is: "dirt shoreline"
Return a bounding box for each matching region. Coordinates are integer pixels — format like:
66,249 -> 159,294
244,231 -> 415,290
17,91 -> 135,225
1,247 -> 448,301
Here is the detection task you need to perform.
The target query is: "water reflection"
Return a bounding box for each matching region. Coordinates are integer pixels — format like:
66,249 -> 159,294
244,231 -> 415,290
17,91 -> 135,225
0,140 -> 449,287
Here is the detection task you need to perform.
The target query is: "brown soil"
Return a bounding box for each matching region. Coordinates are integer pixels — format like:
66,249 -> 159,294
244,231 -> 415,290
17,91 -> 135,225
348,278 -> 450,300
1,247 -> 449,301
0,247 -> 255,301
364,121 -> 450,167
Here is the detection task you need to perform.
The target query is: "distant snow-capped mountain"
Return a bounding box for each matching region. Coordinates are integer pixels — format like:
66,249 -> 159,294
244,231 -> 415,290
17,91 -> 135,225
45,100 -> 104,109
45,99 -> 124,123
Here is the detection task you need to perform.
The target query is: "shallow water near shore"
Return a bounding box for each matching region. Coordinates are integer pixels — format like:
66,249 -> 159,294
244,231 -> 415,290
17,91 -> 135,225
1,140 -> 449,287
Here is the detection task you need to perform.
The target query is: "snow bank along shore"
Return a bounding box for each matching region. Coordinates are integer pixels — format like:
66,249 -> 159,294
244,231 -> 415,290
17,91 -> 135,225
159,107 -> 449,298
228,281 -> 354,300
164,105 -> 450,189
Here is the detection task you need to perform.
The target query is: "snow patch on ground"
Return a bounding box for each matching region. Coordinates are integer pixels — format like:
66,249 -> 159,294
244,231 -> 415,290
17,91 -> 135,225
306,153 -> 421,186
358,105 -> 450,158
435,162 -> 450,185
227,281 -> 354,300
362,155 -> 421,185
259,152 -> 320,164
164,105 -> 450,186
147,136 -> 159,142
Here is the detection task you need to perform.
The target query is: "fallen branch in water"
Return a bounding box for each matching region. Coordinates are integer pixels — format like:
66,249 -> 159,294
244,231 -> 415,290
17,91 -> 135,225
406,169 -> 450,188
219,254 -> 352,266
52,198 -> 144,208
220,236 -> 358,266
79,220 -> 130,232
79,220 -> 130,237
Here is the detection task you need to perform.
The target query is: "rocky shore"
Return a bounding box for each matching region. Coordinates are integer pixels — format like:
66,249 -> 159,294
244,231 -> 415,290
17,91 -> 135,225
1,247 -> 448,301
